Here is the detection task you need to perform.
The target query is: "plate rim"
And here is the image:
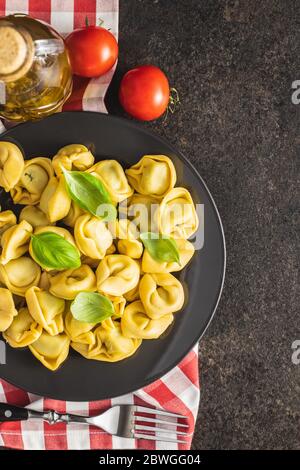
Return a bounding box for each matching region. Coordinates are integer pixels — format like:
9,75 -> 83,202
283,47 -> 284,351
0,111 -> 226,400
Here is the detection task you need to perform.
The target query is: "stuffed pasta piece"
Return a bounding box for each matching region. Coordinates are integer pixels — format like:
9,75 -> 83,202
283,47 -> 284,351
116,219 -> 143,259
62,201 -> 84,228
25,286 -> 65,336
39,176 -> 71,223
0,141 -> 24,192
124,283 -> 140,302
74,214 -> 112,259
0,210 -> 17,239
19,206 -> 51,228
83,242 -> 117,265
157,187 -> 199,239
119,193 -> 159,233
125,155 -> 176,199
139,273 -> 184,318
3,307 -> 42,347
96,254 -> 140,297
72,318 -> 141,362
29,331 -> 70,371
111,296 -> 126,319
0,220 -> 33,264
121,300 -> 174,339
11,157 -> 54,205
0,287 -> 18,332
142,238 -> 195,273
52,144 -> 94,175
0,257 -> 41,296
87,160 -> 133,203
38,272 -> 51,290
49,265 -> 97,300
64,310 -> 96,347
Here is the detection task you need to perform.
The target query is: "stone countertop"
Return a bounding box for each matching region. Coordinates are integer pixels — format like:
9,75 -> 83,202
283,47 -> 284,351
107,0 -> 300,450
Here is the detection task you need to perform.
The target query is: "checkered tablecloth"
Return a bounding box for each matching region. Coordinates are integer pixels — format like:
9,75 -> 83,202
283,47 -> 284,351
0,0 -> 200,450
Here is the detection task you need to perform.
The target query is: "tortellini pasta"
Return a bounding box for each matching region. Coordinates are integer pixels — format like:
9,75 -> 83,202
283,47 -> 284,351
120,193 -> 158,233
121,301 -> 174,339
0,287 -> 18,332
19,205 -> 51,228
96,255 -> 140,296
142,238 -> 195,273
0,144 -> 197,370
64,310 -> 96,346
87,160 -> 133,203
0,210 -> 17,238
111,296 -> 126,319
0,141 -> 24,192
157,187 -> 199,239
0,220 -> 33,265
71,318 -> 141,362
124,283 -> 140,302
3,307 -> 42,347
74,214 -> 112,259
116,219 -> 143,259
49,265 -> 97,299
0,257 -> 41,296
39,176 -> 71,223
52,144 -> 94,175
126,155 -> 176,199
25,286 -> 65,336
38,272 -> 51,290
80,242 -> 116,268
62,201 -> 84,227
139,273 -> 185,319
29,331 -> 70,371
107,242 -> 117,255
11,157 -> 54,205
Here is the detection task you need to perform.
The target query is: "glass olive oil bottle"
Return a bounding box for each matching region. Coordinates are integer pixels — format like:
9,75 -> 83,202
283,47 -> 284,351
0,14 -> 72,122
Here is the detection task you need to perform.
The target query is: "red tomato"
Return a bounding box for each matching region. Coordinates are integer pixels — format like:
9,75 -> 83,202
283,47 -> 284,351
119,65 -> 170,121
65,26 -> 118,78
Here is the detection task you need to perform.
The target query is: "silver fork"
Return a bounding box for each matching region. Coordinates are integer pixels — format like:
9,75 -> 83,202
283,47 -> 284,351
0,402 -> 190,444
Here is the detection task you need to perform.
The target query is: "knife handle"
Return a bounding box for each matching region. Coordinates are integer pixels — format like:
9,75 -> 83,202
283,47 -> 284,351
0,402 -> 29,422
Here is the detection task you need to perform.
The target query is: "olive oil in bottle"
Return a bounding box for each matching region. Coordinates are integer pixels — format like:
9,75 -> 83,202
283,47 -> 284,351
0,14 -> 72,122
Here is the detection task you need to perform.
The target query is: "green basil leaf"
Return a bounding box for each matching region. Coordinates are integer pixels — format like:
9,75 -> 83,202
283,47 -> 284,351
61,167 -> 117,221
140,232 -> 181,265
31,232 -> 81,270
71,292 -> 115,323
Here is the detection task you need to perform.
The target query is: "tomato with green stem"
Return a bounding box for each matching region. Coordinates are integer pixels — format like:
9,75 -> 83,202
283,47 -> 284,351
119,65 -> 180,121
65,17 -> 118,78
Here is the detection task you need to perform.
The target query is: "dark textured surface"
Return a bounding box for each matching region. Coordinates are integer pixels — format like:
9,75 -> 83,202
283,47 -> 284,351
107,0 -> 300,450
1,0 -> 299,451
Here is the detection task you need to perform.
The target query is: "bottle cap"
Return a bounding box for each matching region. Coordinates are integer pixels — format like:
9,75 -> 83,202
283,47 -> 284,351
0,25 -> 34,82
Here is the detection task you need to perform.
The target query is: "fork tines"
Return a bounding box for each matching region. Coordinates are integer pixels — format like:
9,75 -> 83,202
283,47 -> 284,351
132,405 -> 191,444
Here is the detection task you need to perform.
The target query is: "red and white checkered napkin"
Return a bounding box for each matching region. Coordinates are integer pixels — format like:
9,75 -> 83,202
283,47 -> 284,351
0,0 -> 200,450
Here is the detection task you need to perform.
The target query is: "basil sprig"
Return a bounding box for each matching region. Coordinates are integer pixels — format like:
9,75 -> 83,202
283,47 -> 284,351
61,167 -> 116,221
140,232 -> 180,264
71,292 -> 115,323
30,232 -> 81,270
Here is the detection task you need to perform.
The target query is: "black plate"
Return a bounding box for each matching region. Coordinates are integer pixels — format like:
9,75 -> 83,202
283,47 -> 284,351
0,112 -> 225,401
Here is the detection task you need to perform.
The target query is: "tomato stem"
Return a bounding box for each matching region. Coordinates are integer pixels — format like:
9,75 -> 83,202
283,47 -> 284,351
85,16 -> 89,27
98,17 -> 104,27
163,88 -> 181,123
169,88 -> 181,113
